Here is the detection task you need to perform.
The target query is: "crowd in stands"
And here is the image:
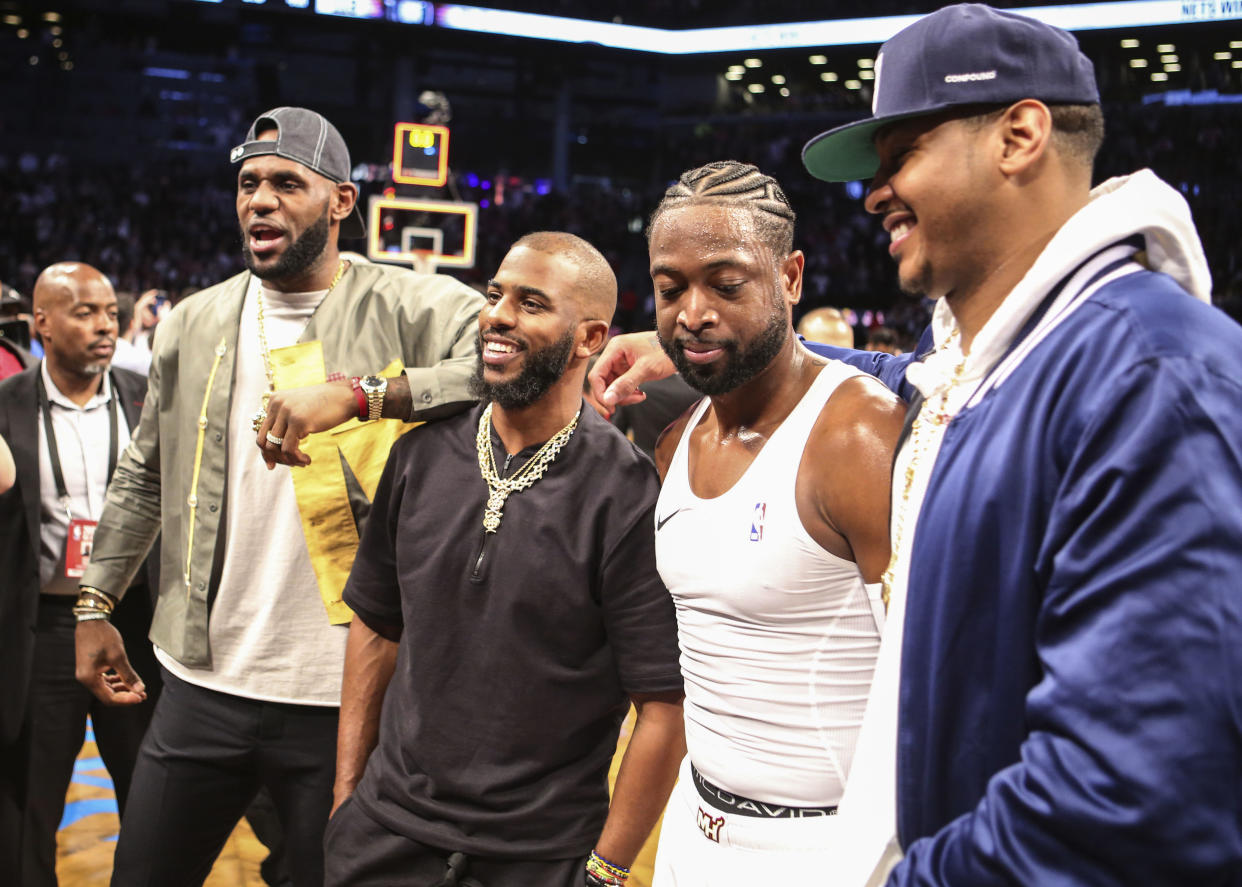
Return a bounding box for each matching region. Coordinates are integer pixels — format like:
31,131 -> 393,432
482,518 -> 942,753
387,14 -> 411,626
2,102 -> 1239,339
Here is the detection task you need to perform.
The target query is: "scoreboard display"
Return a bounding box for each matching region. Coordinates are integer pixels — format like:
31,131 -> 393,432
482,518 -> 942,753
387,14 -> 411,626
392,123 -> 450,187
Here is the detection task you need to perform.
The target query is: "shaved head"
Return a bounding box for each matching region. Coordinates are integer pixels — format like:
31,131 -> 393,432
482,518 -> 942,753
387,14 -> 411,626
33,262 -> 118,382
33,262 -> 113,313
797,307 -> 855,349
512,231 -> 617,325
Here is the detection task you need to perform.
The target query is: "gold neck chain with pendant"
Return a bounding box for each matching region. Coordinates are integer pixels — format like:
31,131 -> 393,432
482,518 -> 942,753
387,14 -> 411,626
475,402 -> 580,533
879,330 -> 969,611
249,259 -> 346,431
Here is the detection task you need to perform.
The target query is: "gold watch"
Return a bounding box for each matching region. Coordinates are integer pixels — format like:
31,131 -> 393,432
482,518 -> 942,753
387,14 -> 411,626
360,375 -> 387,421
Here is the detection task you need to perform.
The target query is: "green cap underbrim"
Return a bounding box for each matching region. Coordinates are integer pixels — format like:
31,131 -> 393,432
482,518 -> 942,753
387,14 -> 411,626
802,107 -> 947,184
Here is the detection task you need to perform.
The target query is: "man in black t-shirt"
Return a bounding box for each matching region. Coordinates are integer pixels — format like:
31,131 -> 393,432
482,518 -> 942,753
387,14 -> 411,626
327,232 -> 685,887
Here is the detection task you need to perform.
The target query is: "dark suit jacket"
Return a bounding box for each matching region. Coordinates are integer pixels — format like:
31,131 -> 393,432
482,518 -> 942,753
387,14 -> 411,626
0,364 -> 158,746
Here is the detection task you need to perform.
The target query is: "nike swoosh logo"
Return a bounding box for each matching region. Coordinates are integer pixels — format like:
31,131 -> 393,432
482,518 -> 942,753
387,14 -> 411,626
656,508 -> 686,531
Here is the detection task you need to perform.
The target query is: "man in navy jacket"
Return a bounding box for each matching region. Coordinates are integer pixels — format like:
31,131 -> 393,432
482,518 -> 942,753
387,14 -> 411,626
594,6 -> 1242,883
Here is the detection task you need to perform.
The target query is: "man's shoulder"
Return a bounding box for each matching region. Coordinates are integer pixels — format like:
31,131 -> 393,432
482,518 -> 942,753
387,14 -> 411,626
346,263 -> 482,309
390,406 -> 479,461
805,365 -> 906,467
0,364 -> 36,398
580,406 -> 658,478
1033,270 -> 1242,391
111,365 -> 149,399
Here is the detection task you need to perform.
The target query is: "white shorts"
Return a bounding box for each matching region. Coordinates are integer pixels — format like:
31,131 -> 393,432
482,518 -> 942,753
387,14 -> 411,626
652,758 -> 844,886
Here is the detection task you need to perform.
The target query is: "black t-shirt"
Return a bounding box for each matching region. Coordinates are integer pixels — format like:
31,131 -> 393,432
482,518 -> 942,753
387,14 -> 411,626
344,402 -> 683,859
611,374 -> 701,458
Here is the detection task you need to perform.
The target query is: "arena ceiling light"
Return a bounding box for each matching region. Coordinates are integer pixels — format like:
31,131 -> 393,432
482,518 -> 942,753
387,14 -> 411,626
724,70 -> 743,80
1214,50 -> 1232,59
1120,38 -> 1140,47
845,79 -> 862,90
858,58 -> 875,68
429,1 -> 1242,53
1160,53 -> 1177,62
780,87 -> 791,96
748,83 -> 765,93
1157,43 -> 1176,51
1151,71 -> 1168,80
820,71 -> 838,81
743,58 -> 762,67
860,69 -> 875,79
771,74 -> 786,84
1130,58 -> 1148,67
808,54 -> 827,64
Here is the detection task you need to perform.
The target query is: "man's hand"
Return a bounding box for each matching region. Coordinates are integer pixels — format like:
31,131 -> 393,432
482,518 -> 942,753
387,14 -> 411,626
588,332 -> 675,415
75,620 -> 147,706
256,380 -> 358,469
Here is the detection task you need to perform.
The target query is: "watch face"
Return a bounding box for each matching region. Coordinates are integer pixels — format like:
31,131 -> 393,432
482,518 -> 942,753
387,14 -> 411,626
361,375 -> 385,390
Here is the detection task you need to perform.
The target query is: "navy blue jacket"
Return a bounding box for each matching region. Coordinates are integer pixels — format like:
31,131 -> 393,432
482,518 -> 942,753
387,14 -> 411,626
812,268 -> 1242,883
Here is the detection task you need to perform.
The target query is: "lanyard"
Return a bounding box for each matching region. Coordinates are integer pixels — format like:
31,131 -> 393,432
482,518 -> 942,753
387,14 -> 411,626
36,370 -> 120,521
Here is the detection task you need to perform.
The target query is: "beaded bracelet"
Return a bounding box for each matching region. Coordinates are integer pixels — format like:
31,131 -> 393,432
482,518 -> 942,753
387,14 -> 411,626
585,850 -> 629,885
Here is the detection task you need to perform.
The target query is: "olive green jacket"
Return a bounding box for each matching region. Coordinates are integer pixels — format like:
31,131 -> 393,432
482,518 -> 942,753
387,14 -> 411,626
82,263 -> 483,667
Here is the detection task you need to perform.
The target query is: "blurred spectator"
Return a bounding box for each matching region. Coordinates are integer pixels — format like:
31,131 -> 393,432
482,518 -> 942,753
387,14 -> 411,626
797,306 -> 855,348
864,326 -> 903,355
0,284 -> 36,380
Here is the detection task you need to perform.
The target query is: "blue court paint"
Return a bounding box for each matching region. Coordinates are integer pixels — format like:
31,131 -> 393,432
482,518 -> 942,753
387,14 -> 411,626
62,715 -> 119,835
59,797 -> 119,830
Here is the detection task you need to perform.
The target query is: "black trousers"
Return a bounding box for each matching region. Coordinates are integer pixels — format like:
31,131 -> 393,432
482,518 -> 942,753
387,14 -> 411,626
10,594 -> 160,887
110,667 -> 338,887
324,797 -> 589,887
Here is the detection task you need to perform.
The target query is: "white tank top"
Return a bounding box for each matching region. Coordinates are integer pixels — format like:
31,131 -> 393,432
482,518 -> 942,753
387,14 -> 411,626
655,359 -> 880,806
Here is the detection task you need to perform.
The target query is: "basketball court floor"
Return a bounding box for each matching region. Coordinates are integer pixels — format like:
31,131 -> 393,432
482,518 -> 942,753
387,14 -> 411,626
58,711 -> 660,886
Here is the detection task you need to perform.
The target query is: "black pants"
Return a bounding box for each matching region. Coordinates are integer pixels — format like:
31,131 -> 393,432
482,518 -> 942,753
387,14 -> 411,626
110,668 -> 338,887
324,797 -> 588,887
11,594 -> 160,887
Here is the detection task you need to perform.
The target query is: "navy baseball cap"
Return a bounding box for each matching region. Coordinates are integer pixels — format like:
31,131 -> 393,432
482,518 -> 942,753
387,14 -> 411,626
230,106 -> 366,239
802,3 -> 1099,183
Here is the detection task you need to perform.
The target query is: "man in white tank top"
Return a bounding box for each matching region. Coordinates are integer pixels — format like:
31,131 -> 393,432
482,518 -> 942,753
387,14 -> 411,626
644,161 -> 906,885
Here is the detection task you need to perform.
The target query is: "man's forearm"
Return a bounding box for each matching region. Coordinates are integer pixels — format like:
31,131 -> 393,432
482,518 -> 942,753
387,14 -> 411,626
335,616 -> 400,807
594,693 -> 686,869
82,452 -> 163,599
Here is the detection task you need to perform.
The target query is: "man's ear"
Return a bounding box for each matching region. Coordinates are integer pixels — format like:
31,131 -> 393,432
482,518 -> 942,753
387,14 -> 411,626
577,319 -> 610,358
333,182 -> 359,225
782,249 -> 806,307
33,306 -> 50,340
997,100 -> 1053,178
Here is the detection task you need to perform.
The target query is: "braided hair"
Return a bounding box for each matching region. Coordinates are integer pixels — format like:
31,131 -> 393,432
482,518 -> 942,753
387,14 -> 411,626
646,161 -> 796,257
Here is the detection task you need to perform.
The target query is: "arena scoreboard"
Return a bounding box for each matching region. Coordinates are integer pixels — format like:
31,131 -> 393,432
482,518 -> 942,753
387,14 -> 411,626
392,123 -> 450,187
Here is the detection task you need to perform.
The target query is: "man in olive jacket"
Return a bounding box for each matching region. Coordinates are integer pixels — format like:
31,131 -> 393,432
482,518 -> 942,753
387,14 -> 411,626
74,107 -> 483,887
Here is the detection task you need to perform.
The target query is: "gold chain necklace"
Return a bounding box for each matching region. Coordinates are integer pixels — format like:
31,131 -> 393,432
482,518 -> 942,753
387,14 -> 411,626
475,402 -> 580,533
879,332 -> 969,610
250,259 -> 346,431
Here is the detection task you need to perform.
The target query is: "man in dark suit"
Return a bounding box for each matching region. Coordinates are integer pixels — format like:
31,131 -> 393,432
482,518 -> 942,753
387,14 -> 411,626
0,262 -> 159,886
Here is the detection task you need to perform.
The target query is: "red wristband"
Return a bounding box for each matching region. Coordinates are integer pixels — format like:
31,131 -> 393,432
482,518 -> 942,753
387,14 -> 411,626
349,376 -> 368,420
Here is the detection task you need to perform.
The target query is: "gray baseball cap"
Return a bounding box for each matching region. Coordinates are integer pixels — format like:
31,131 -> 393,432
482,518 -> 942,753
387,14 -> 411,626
230,106 -> 366,239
